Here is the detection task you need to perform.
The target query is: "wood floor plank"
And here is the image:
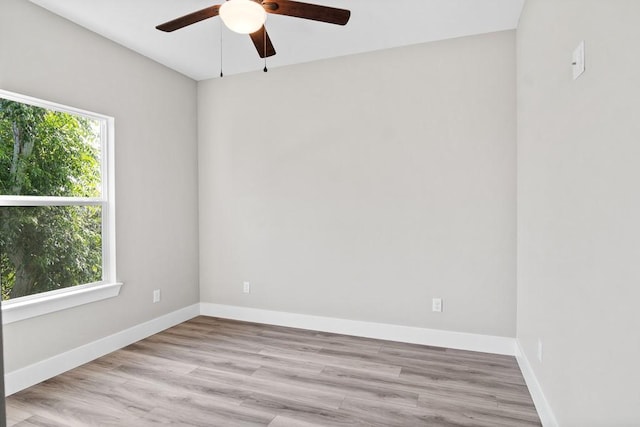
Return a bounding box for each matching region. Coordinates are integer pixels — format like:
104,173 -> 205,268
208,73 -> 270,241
240,393 -> 347,421
6,316 -> 540,426
320,365 -> 499,405
255,329 -> 384,355
268,415 -> 327,427
126,340 -> 264,376
193,366 -> 346,409
142,403 -> 274,427
252,365 -> 420,407
13,415 -> 68,427
125,378 -> 275,427
137,332 -> 326,375
338,396 -> 481,427
8,382 -> 143,426
417,395 -> 541,427
259,345 -> 403,377
5,403 -> 31,426
319,345 -> 527,388
96,347 -> 199,376
400,364 -> 531,397
380,344 -> 520,372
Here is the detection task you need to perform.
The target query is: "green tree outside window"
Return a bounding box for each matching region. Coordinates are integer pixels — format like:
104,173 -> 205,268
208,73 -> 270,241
0,98 -> 103,300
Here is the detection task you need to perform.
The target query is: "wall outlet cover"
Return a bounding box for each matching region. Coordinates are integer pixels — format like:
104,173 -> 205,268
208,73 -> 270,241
572,40 -> 585,80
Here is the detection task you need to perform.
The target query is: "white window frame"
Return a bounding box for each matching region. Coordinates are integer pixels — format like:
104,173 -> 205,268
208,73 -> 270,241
0,89 -> 122,324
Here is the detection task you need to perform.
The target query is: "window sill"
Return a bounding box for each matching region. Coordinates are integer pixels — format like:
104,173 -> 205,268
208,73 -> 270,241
2,282 -> 123,325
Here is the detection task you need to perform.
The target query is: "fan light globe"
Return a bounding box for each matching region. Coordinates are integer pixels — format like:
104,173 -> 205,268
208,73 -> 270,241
219,0 -> 267,34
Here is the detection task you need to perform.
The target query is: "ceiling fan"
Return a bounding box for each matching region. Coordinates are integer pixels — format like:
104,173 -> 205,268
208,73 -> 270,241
156,0 -> 351,59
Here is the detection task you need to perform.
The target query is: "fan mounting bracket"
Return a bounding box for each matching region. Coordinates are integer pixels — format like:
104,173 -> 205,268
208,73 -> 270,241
262,2 -> 279,11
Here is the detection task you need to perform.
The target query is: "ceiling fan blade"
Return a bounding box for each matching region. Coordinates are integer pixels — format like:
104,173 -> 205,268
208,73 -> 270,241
249,26 -> 276,58
263,0 -> 350,25
156,5 -> 221,32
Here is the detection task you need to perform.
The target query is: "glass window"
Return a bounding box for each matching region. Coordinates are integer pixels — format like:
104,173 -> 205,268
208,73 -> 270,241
0,90 -> 115,302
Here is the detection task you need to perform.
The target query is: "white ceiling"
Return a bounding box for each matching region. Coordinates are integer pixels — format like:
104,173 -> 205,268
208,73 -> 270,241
28,0 -> 524,81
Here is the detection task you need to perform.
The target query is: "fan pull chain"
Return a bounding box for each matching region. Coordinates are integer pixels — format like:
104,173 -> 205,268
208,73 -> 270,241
219,21 -> 224,78
263,25 -> 268,72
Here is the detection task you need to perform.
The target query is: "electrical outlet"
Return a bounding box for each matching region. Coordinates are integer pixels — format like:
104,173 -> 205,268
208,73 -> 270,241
153,289 -> 161,303
537,339 -> 543,363
243,281 -> 251,294
432,298 -> 443,312
572,40 -> 585,79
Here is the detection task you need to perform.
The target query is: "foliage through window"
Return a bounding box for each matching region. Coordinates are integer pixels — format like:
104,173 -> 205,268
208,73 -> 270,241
0,91 -> 114,301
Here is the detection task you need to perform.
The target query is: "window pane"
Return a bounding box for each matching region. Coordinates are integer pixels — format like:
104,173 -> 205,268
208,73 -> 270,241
0,205 -> 102,300
0,98 -> 102,198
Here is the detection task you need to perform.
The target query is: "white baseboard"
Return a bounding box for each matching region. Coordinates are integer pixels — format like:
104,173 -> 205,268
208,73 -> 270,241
515,340 -> 559,427
200,303 -> 516,356
4,303 -> 200,395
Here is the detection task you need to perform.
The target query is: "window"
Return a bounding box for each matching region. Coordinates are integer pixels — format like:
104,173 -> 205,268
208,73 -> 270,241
0,90 -> 120,323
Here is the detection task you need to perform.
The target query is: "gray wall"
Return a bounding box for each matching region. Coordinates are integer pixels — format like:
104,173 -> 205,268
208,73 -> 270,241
517,0 -> 640,424
198,31 -> 517,337
0,0 -> 200,372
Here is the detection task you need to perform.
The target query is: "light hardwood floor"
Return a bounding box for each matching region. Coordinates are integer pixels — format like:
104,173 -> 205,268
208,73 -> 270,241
6,316 -> 541,426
